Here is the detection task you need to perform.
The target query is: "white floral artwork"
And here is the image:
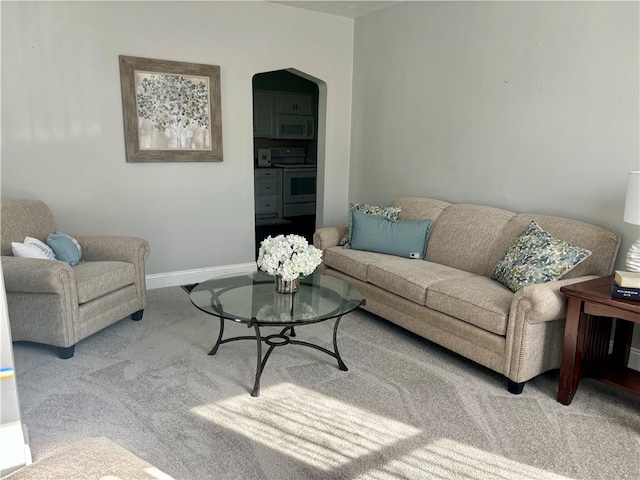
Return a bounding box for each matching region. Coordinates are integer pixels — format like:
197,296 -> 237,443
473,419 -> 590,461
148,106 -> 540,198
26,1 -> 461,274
135,72 -> 211,151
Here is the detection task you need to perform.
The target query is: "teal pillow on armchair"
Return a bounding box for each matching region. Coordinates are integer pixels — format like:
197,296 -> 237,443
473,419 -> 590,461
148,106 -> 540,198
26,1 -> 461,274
47,232 -> 82,266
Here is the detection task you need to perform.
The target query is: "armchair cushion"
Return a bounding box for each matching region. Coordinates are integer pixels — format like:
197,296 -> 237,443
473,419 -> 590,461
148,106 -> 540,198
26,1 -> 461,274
73,262 -> 136,304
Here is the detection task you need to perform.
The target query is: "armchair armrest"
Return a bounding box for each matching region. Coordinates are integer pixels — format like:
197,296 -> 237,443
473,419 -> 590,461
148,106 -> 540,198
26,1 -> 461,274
1,256 -> 76,295
73,235 -> 150,264
313,227 -> 346,251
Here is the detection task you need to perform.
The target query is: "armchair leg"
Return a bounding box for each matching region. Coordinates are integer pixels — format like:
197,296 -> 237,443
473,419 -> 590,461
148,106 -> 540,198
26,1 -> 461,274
507,379 -> 525,395
58,345 -> 75,359
131,309 -> 144,321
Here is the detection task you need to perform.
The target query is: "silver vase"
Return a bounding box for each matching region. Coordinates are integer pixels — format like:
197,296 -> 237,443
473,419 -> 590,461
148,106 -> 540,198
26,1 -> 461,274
275,275 -> 299,294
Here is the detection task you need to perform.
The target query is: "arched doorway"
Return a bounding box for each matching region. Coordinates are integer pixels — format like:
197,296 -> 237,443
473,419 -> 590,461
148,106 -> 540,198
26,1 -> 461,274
252,69 -> 321,259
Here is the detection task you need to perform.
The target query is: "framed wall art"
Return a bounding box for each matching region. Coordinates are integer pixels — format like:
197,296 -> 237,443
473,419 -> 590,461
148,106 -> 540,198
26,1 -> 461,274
119,55 -> 223,162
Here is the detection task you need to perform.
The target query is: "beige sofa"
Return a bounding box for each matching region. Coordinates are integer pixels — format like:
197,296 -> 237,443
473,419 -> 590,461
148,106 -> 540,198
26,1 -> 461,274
313,197 -> 620,393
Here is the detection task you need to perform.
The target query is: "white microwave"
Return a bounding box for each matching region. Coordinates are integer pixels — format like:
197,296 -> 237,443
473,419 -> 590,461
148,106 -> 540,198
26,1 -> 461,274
275,114 -> 315,140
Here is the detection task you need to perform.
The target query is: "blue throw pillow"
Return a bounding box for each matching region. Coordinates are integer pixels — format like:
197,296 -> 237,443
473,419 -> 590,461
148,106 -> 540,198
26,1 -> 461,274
349,210 -> 433,259
340,203 -> 402,247
47,232 -> 82,266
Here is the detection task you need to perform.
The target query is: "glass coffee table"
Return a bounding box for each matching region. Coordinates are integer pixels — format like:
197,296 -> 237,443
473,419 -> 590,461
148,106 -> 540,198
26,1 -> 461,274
190,271 -> 365,396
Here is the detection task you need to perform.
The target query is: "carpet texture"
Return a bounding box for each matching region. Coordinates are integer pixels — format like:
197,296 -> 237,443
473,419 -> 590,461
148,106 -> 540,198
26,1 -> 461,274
12,286 -> 640,479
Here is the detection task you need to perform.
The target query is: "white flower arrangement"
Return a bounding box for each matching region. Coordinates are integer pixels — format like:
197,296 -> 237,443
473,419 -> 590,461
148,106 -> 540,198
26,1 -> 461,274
257,234 -> 323,282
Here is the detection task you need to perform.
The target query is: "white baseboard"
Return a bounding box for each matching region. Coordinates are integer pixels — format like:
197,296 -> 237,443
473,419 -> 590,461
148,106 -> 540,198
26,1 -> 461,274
145,262 -> 257,290
623,346 -> 640,372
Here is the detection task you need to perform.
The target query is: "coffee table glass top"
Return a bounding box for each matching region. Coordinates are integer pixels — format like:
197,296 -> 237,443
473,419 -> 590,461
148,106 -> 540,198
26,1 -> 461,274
190,271 -> 364,325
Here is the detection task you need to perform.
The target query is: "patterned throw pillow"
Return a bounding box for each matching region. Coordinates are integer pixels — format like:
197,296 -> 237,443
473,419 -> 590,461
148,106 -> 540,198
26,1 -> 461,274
340,203 -> 402,248
490,221 -> 592,292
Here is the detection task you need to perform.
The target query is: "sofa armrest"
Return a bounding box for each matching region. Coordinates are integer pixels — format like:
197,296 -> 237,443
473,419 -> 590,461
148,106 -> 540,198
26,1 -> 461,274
313,227 -> 346,251
505,274 -> 600,384
510,275 -> 599,325
73,235 -> 150,264
1,256 -> 76,295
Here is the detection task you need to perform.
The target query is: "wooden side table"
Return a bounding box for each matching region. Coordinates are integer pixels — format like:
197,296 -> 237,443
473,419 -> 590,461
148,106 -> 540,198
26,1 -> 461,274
558,276 -> 640,405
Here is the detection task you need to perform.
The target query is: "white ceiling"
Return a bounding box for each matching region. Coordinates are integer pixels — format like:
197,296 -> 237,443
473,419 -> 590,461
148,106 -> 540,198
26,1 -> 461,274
270,1 -> 404,19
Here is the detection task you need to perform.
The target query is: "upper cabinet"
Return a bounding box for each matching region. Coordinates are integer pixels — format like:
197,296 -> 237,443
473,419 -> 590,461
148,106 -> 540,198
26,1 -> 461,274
274,93 -> 313,115
253,90 -> 315,138
253,91 -> 275,138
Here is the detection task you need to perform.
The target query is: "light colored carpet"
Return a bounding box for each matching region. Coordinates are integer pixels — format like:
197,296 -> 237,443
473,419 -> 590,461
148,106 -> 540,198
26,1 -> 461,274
12,286 -> 640,479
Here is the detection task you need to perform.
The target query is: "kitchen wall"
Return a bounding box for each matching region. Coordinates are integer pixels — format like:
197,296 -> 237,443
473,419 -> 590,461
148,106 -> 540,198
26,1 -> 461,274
350,1 -> 639,272
1,1 -> 354,285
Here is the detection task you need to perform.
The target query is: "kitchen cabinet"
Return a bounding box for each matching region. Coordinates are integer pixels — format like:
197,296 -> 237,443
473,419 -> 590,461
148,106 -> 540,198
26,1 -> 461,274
275,93 -> 313,115
253,91 -> 314,138
254,168 -> 282,218
253,91 -> 275,138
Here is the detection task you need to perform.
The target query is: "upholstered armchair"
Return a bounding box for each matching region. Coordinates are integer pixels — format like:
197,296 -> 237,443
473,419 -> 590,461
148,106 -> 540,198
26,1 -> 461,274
1,199 -> 150,358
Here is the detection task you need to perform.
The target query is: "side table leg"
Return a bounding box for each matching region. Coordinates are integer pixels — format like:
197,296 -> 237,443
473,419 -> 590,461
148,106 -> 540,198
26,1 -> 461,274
558,297 -> 586,405
251,324 -> 263,397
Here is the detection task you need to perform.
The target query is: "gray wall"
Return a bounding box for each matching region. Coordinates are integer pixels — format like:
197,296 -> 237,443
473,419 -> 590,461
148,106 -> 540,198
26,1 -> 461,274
1,1 -> 354,281
350,1 -> 640,271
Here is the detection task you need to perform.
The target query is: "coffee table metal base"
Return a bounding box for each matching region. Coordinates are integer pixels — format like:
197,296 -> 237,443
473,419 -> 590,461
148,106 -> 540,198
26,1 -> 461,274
209,316 -> 348,397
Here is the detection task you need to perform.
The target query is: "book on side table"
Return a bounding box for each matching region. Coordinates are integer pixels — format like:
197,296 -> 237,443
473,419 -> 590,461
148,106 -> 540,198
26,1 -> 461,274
614,270 -> 640,288
612,270 -> 640,301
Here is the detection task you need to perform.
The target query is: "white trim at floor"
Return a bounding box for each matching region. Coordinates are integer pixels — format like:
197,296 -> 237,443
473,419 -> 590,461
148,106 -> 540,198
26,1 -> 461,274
145,262 -> 257,290
629,348 -> 640,371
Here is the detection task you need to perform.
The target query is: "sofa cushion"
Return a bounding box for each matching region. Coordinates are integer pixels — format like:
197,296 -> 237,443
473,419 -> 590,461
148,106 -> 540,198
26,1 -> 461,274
490,221 -> 592,292
426,204 -> 516,276
73,261 -> 136,304
390,197 -> 450,221
323,246 -> 390,282
368,259 -> 474,305
349,210 -> 433,259
426,276 -> 513,335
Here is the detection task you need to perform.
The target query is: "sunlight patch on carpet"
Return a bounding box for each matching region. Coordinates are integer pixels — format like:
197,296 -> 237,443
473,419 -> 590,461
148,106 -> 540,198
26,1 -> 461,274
191,382 -> 421,471
353,438 -> 577,480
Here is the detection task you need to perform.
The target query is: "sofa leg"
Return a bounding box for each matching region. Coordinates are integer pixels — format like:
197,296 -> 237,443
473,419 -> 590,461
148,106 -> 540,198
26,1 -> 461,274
507,380 -> 525,395
131,309 -> 144,321
58,345 -> 75,359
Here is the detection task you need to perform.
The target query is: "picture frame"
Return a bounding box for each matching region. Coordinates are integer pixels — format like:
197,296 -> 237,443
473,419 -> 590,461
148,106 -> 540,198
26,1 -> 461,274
119,55 -> 223,162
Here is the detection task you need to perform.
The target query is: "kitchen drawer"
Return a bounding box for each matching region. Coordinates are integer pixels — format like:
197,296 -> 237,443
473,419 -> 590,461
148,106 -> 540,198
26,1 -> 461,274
255,195 -> 280,215
255,178 -> 278,195
254,168 -> 279,180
